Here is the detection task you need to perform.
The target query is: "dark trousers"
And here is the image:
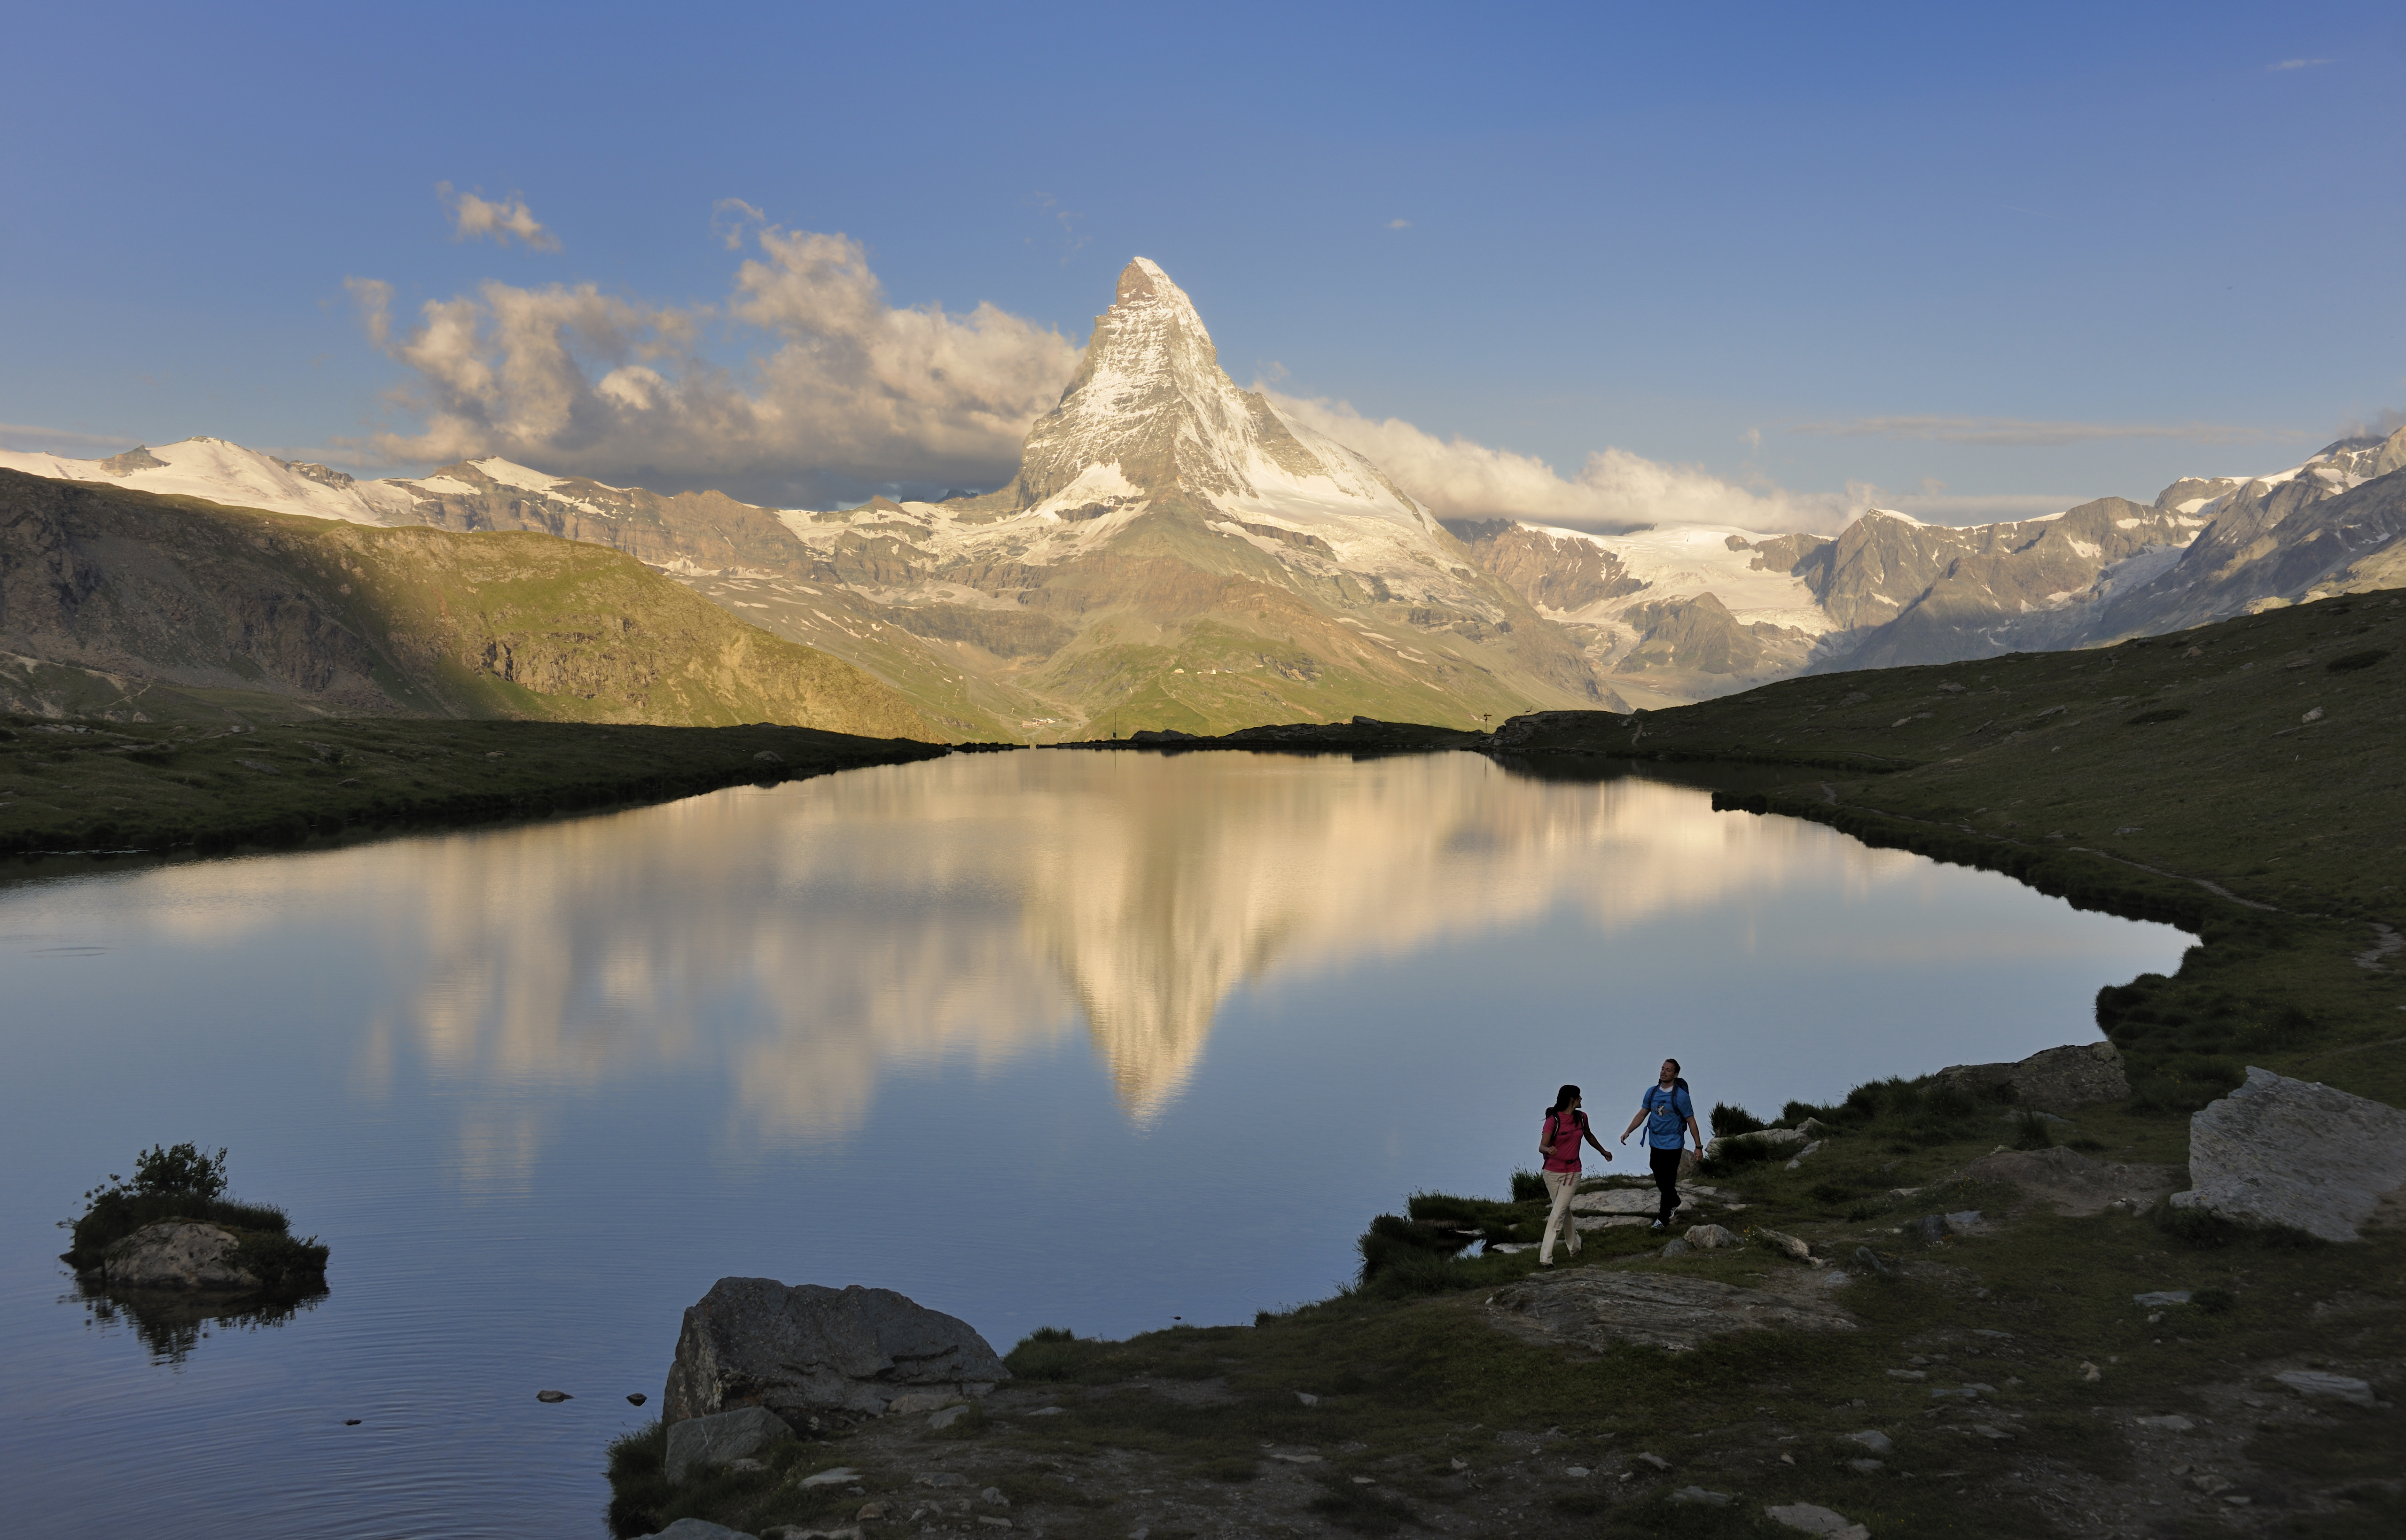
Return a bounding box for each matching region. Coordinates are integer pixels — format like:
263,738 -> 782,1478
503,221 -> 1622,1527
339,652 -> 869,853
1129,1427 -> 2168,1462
1649,1146 -> 1682,1223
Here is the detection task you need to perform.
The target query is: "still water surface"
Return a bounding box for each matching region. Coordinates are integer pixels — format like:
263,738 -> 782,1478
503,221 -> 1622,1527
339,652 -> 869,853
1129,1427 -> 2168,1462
0,751 -> 2187,1538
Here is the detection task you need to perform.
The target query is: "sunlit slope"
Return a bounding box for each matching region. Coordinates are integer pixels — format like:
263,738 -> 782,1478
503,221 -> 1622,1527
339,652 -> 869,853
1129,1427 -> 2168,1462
0,470 -> 937,737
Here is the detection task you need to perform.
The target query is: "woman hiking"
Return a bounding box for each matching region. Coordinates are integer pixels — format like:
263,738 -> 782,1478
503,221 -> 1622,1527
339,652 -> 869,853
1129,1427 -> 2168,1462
1536,1084 -> 1611,1266
1620,1058 -> 1704,1230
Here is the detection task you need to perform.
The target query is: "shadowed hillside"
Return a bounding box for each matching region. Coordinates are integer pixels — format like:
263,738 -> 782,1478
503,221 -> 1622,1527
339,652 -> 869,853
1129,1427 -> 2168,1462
0,470 -> 937,738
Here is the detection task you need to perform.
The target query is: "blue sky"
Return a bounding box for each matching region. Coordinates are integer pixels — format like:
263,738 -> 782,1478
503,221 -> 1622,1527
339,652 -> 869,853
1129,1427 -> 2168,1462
2,2 -> 2399,522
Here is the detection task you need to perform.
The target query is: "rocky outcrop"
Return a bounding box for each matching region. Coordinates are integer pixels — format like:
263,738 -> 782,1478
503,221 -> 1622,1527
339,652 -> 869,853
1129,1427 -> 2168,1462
1483,1268 -> 1856,1355
1932,1041 -> 2129,1112
2169,1068 -> 2406,1242
665,1405 -> 794,1484
83,1221 -> 261,1291
663,1279 -> 1008,1428
1958,1147 -> 2183,1216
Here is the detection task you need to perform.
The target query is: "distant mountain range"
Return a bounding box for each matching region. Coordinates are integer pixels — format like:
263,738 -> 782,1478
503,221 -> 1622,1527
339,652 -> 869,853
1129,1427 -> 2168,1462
6,258 -> 2402,732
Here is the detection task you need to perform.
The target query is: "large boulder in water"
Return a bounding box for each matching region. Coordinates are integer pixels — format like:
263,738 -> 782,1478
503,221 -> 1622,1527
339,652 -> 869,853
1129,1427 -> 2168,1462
662,1278 -> 1008,1426
86,1221 -> 262,1291
2170,1068 -> 2406,1243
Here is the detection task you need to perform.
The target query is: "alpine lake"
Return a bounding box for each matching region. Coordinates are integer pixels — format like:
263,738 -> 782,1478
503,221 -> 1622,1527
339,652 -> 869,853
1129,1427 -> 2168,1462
0,748 -> 2191,1539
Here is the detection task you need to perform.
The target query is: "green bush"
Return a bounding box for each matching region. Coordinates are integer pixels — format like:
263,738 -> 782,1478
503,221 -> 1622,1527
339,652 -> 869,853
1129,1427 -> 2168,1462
2011,1110 -> 2055,1150
1710,1102 -> 1766,1138
64,1143 -> 322,1293
1508,1169 -> 1547,1203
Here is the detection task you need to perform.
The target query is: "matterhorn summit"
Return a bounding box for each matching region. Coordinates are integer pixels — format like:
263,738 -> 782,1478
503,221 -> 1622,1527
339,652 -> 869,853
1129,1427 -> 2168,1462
989,257 -> 1430,531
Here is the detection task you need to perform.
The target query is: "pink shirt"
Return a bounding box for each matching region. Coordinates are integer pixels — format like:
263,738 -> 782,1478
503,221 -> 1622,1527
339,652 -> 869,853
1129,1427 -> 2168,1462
1541,1109 -> 1590,1173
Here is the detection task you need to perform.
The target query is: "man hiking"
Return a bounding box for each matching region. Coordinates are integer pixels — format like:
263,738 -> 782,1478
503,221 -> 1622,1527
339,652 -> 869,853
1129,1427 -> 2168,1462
1620,1057 -> 1703,1229
1536,1084 -> 1611,1266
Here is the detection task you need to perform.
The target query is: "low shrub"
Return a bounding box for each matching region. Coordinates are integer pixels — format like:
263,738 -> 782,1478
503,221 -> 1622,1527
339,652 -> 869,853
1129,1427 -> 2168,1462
1710,1102 -> 1766,1138
1508,1169 -> 1547,1204
2011,1110 -> 2055,1150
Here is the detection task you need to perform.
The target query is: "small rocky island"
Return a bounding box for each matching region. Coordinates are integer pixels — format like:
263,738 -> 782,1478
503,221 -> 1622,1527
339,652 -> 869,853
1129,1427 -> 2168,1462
63,1143 -> 328,1360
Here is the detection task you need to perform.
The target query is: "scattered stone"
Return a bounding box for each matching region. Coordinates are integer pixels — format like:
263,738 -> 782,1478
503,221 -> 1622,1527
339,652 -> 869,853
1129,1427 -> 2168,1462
2080,1362 -> 2101,1383
855,1504 -> 888,1521
1907,1210 -> 1984,1245
1961,1147 -> 2183,1216
1661,1239 -> 1693,1256
1268,1452 -> 1323,1464
1783,1141 -> 1823,1170
1566,1465 -> 1590,1478
663,1278 -> 1008,1426
2133,1291 -> 2192,1307
1765,1502 -> 1871,1539
1637,1452 -> 1672,1470
979,1488 -> 1007,1505
1852,1246 -> 1893,1277
1294,1392 -> 1320,1406
2132,1415 -> 2195,1432
82,1221 -> 263,1291
976,1520 -> 1011,1531
667,1406 -> 795,1485
914,1472 -> 967,1486
536,1390 -> 571,1403
1672,1486 -> 1733,1505
1841,1430 -> 1892,1455
1886,1369 -> 1927,1382
1757,1229 -> 1812,1262
2274,1369 -> 2375,1407
727,1458 -> 766,1473
1705,1127 -> 1810,1161
1972,1329 -> 2012,1339
1570,1187 -> 1675,1215
799,1468 -> 863,1490
1684,1224 -> 1739,1250
1972,1424 -> 2012,1440
344,1418 -> 361,1425
927,1404 -> 972,1429
1932,1041 -> 2129,1112
628,1392 -> 648,1406
2169,1068 -> 2406,1242
1024,1406 -> 1065,1417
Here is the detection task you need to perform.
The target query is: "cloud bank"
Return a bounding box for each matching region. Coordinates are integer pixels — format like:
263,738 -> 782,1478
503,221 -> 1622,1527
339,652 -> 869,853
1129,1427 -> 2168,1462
349,226 -> 1080,503
439,184 -> 562,251
1266,391 -> 1864,534
1790,414 -> 2281,448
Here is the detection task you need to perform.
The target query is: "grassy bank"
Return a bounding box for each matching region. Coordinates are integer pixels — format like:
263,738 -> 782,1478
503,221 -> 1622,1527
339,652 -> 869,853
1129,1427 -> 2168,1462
0,715 -> 961,863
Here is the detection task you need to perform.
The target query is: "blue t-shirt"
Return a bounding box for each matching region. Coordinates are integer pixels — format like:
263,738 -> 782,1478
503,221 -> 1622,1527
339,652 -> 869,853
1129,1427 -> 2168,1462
1639,1084 -> 1694,1149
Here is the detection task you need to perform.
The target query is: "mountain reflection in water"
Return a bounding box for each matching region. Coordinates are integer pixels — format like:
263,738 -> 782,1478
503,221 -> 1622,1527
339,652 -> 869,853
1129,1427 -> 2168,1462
116,751 -> 2083,1152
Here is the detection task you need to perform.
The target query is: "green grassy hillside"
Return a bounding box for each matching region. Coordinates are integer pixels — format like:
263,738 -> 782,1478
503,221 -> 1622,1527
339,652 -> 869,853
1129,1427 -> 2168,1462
0,470 -> 937,739
1497,588 -> 2406,1104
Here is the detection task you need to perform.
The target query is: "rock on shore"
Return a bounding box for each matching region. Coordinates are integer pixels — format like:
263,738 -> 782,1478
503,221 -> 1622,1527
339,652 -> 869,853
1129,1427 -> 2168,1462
664,1278 -> 1008,1428
2170,1068 -> 2406,1242
1931,1041 -> 2129,1112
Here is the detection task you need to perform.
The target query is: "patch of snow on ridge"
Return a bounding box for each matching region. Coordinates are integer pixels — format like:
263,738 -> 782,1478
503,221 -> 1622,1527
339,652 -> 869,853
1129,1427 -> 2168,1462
0,437 -> 409,525
1532,522 -> 1832,634
468,457 -> 569,495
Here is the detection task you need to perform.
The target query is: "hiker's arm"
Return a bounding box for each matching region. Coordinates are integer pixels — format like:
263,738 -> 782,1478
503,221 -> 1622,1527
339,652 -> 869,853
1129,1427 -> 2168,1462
1619,1110 -> 1645,1143
1686,1115 -> 1704,1153
1583,1123 -> 1613,1159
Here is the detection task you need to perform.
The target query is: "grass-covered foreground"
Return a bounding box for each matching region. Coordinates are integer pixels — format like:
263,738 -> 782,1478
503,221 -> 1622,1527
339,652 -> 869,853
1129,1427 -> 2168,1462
603,1081 -> 2400,1538
0,715 -> 957,864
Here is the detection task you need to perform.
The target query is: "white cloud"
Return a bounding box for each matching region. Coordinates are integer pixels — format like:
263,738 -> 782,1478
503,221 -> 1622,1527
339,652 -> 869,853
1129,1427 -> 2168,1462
1265,390 -> 1863,534
1790,414 -> 2281,447
2268,57 -> 2333,71
438,183 -> 562,252
348,226 -> 1080,502
1386,218 -> 1411,229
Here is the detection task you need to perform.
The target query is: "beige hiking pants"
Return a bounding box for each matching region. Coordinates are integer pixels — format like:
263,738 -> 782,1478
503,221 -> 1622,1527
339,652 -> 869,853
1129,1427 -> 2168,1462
1540,1168 -> 1581,1263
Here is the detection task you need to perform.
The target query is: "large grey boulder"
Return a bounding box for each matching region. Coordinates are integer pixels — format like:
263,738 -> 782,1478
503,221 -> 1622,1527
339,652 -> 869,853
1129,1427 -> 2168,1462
2170,1068 -> 2406,1242
86,1222 -> 261,1291
1704,1127 -> 1809,1161
632,1522 -> 757,1540
665,1405 -> 794,1484
1933,1041 -> 2128,1112
663,1279 -> 1008,1427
